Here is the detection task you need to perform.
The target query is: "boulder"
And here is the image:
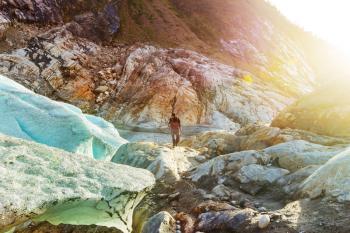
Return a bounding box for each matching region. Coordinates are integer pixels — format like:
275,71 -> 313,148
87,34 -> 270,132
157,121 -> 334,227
277,165 -> 319,195
196,209 -> 255,232
0,75 -> 126,160
181,125 -> 350,157
301,147 -> 350,202
142,211 -> 175,233
112,142 -> 200,182
190,150 -> 270,182
0,134 -> 155,232
264,140 -> 346,172
236,164 -> 289,185
180,131 -> 240,156
67,3 -> 120,43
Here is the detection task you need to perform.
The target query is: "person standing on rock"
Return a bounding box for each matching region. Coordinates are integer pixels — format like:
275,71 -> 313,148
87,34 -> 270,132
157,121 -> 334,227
168,113 -> 182,148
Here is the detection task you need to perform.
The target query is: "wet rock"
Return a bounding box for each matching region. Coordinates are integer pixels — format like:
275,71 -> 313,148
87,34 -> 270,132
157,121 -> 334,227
142,211 -> 175,233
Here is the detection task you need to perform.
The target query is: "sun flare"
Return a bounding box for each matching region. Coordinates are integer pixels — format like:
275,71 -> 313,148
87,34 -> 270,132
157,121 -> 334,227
268,0 -> 350,58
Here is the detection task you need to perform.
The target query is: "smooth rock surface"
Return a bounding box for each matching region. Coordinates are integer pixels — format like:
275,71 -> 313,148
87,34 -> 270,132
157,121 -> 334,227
142,211 -> 175,233
264,140 -> 346,172
112,142 -> 200,182
236,164 -> 289,185
301,147 -> 350,202
277,165 -> 319,195
0,134 -> 155,232
0,75 -> 126,160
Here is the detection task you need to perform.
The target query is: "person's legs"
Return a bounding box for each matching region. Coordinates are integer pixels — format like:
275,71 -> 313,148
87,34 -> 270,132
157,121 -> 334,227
171,131 -> 176,147
175,131 -> 180,146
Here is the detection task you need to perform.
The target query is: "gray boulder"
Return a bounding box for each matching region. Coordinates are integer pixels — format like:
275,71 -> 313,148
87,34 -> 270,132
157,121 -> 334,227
301,147 -> 350,202
264,140 -> 346,172
236,164 -> 289,185
277,165 -> 320,195
190,150 -> 270,182
142,211 -> 175,233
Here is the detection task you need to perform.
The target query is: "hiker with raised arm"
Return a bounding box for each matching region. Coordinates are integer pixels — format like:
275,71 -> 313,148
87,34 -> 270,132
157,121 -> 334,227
168,113 -> 182,148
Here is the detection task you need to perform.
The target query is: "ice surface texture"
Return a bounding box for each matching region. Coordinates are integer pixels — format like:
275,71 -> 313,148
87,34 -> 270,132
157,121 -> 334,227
0,74 -> 127,160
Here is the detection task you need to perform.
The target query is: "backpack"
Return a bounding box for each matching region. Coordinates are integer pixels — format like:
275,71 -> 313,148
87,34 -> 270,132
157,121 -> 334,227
170,117 -> 180,129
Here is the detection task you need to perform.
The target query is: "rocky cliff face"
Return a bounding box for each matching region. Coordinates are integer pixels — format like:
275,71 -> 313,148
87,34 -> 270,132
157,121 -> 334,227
0,0 -> 120,42
0,0 -> 318,131
115,0 -> 316,95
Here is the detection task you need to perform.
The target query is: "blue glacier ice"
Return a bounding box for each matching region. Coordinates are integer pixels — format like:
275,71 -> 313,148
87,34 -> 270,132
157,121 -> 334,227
0,74 -> 127,160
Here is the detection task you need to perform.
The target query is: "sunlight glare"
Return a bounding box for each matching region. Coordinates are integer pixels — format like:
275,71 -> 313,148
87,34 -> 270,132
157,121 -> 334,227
268,0 -> 350,57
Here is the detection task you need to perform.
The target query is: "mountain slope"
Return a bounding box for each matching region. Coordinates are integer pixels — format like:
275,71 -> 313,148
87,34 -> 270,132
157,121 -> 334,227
1,0 -> 315,96
116,0 -> 315,96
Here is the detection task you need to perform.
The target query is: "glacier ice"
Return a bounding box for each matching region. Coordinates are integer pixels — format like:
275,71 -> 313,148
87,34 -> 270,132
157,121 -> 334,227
0,134 -> 155,232
0,74 -> 127,160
